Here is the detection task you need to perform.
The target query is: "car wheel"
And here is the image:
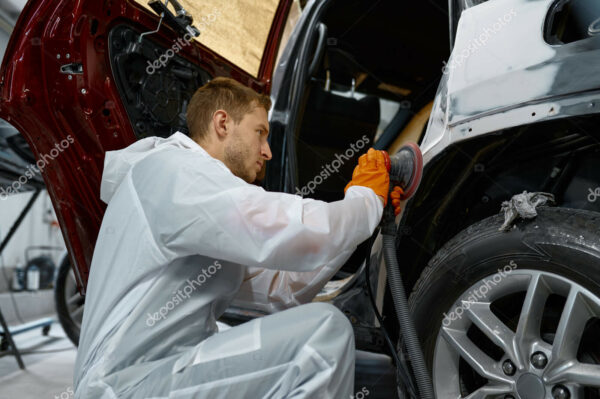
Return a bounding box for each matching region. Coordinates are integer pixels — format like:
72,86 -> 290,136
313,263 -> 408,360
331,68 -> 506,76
54,255 -> 84,346
409,207 -> 600,398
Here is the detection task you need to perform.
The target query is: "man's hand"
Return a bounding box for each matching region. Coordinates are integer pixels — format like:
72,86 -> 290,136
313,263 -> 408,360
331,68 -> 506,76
344,148 -> 390,206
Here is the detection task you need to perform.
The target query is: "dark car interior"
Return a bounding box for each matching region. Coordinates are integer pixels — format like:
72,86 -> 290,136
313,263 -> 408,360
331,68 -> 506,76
293,0 -> 450,204
288,0 -> 450,275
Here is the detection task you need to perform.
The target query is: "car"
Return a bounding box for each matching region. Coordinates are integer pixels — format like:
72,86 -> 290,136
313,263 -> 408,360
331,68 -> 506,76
407,0 -> 600,397
1,0 -> 599,397
0,119 -> 44,195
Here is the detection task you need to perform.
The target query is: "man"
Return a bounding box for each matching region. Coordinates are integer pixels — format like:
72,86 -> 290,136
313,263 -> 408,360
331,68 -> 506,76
74,77 -> 408,398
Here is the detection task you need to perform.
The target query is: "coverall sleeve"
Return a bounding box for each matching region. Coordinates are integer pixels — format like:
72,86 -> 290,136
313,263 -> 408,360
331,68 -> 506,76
137,157 -> 383,273
230,186 -> 379,310
231,265 -> 343,311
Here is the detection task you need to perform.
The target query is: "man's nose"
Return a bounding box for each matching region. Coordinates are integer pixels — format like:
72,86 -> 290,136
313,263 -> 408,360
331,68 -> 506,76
262,142 -> 272,161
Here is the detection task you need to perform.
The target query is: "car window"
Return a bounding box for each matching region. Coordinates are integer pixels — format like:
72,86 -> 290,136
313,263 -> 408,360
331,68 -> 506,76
134,0 -> 280,77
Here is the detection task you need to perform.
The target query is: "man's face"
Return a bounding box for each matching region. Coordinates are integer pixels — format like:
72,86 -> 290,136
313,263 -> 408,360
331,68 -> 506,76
224,106 -> 272,183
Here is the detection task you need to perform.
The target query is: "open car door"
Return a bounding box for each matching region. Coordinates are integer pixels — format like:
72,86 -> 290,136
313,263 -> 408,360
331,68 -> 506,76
0,0 -> 292,293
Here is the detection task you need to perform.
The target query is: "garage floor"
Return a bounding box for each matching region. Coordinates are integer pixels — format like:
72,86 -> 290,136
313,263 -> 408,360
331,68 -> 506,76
0,320 -> 76,399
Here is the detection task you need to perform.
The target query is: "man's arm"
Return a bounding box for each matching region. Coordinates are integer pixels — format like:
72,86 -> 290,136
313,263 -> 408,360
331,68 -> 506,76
231,186 -> 380,311
231,264 -> 345,312
134,152 -> 382,272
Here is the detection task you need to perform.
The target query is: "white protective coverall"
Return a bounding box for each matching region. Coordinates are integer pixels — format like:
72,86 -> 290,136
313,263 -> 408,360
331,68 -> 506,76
73,131 -> 383,398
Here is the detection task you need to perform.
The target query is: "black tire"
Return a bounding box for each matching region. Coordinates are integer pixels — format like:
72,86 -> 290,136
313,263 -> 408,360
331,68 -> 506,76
408,207 -> 600,395
54,256 -> 83,346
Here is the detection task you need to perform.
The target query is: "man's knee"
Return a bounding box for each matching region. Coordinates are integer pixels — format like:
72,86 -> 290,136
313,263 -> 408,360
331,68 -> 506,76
303,302 -> 354,340
303,302 -> 346,319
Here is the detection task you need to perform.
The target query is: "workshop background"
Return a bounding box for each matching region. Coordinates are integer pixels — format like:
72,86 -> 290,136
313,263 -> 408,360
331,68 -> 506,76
0,1 -> 76,398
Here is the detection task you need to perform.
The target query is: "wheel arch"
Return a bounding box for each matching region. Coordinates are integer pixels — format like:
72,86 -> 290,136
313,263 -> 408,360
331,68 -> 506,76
397,114 -> 600,294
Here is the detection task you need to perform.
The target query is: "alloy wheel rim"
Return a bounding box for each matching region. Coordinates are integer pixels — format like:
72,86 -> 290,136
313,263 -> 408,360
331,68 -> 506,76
433,269 -> 600,398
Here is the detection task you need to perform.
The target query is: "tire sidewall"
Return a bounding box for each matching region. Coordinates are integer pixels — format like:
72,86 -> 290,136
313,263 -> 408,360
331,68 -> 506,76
409,208 -> 600,367
54,255 -> 81,346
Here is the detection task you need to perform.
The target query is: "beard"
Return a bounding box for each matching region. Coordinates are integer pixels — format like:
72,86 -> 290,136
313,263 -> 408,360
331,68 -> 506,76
224,134 -> 255,183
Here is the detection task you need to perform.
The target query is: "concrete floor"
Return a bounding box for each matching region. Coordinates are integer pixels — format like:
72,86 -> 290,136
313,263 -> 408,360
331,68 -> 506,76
0,318 -> 76,399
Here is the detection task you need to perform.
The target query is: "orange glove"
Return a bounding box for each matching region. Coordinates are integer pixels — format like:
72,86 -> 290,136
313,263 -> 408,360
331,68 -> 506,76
390,186 -> 404,216
344,148 -> 390,206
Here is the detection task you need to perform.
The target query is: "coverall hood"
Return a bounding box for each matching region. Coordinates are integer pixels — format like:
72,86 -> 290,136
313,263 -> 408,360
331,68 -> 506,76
100,132 -> 206,203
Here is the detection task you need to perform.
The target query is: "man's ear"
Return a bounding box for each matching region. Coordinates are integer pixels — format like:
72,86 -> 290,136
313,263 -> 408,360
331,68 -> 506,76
212,110 -> 229,139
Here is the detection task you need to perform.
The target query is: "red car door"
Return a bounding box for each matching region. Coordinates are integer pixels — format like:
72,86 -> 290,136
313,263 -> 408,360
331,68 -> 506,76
0,0 -> 292,292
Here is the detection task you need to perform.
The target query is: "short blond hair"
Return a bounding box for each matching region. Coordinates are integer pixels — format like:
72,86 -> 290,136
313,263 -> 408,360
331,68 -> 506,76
186,77 -> 271,141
